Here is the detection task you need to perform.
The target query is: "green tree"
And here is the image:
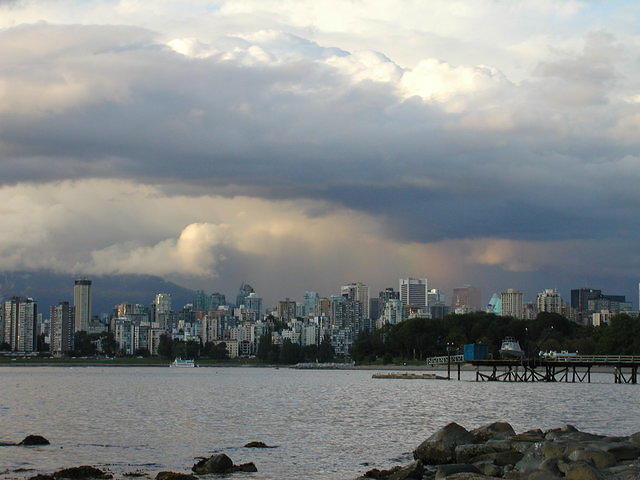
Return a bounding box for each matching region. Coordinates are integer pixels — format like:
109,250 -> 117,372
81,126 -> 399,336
318,333 -> 334,362
257,331 -> 272,362
73,331 -> 97,356
158,334 -> 173,359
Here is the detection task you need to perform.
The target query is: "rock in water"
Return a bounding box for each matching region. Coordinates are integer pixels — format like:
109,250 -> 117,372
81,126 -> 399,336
155,472 -> 196,480
413,423 -> 473,464
53,466 -> 112,479
19,435 -> 50,446
244,441 -> 274,448
435,463 -> 480,479
192,453 -> 234,474
231,463 -> 258,473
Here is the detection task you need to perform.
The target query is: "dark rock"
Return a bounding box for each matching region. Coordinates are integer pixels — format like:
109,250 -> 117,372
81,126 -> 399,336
564,462 -> 602,480
568,448 -> 616,468
361,461 -> 423,480
629,432 -> 640,446
436,474 -> 502,479
192,453 -> 234,474
435,463 -> 480,479
455,444 -> 497,463
470,450 -> 523,466
155,472 -> 196,480
29,476 -> 54,480
413,423 -> 474,464
53,466 -> 112,479
244,441 -> 274,448
230,463 -> 258,473
513,429 -> 545,443
526,471 -> 562,480
19,435 -> 50,446
473,461 -> 502,477
602,442 -> 640,461
470,422 -> 516,443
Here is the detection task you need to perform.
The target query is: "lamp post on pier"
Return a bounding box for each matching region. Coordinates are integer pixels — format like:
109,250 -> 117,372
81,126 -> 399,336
446,342 -> 454,380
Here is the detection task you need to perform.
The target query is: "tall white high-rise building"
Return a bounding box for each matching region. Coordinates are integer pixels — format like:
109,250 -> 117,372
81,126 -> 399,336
154,293 -> 172,314
501,289 -> 524,319
340,282 -> 370,319
536,289 -> 562,314
2,297 -> 37,352
74,277 -> 92,333
399,278 -> 428,308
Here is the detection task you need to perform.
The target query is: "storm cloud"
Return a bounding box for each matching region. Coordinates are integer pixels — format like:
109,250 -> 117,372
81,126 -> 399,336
0,1 -> 639,304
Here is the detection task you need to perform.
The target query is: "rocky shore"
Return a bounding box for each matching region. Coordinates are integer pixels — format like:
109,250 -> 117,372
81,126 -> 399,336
355,422 -> 640,480
6,425 -> 640,479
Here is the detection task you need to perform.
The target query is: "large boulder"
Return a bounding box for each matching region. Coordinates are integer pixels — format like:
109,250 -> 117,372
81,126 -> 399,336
629,432 -> 640,446
469,450 -> 523,467
19,435 -> 50,446
192,454 -> 234,474
435,463 -> 480,479
230,463 -> 257,473
470,422 -> 516,443
413,423 -> 474,464
53,466 -> 112,479
564,462 -> 602,480
568,448 -> 616,468
455,444 -> 497,463
435,474 -> 502,480
359,461 -> 423,480
601,442 -> 640,461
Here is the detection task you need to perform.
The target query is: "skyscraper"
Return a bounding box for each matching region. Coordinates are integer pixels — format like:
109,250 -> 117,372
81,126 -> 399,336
340,282 -> 370,318
501,289 -> 523,319
51,301 -> 75,355
399,278 -> 428,308
74,277 -> 92,333
245,292 -> 263,319
236,282 -> 255,307
2,297 -> 37,352
303,291 -> 319,316
452,285 -> 481,312
536,289 -> 562,314
154,293 -> 172,314
192,290 -> 208,311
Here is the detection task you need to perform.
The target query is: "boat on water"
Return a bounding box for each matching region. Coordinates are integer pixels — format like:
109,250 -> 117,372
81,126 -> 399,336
499,337 -> 524,359
170,358 -> 197,368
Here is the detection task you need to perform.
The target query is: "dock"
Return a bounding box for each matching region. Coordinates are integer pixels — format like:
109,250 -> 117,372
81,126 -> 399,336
424,354 -> 640,383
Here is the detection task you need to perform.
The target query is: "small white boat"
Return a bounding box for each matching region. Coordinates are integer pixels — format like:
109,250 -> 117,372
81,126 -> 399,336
170,358 -> 197,368
499,337 -> 524,359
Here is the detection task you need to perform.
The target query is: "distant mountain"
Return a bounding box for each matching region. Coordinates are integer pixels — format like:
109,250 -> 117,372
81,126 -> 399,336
0,271 -> 195,315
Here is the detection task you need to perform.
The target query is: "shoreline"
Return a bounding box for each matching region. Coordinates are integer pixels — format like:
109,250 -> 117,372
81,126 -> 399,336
5,422 -> 640,480
0,361 -> 626,374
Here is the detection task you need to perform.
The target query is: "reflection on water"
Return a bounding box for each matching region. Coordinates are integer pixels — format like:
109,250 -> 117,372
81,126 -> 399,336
1,367 -> 639,479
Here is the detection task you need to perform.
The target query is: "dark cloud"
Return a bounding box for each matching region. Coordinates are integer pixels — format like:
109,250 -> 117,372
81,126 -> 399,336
0,23 -> 639,273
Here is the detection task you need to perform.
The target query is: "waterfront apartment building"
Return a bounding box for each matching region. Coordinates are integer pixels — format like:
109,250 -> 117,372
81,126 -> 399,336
2,297 -> 37,352
399,278 -> 428,308
340,282 -> 370,319
501,289 -> 523,319
50,301 -> 74,355
74,277 -> 92,333
452,285 -> 481,313
536,289 -> 562,314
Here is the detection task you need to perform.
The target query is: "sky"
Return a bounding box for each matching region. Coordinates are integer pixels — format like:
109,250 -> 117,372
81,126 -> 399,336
0,0 -> 639,307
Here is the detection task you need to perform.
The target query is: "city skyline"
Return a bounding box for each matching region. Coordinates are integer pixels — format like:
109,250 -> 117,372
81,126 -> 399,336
0,2 -> 638,308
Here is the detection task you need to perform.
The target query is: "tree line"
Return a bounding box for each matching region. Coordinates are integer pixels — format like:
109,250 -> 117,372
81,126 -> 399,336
351,312 -> 640,363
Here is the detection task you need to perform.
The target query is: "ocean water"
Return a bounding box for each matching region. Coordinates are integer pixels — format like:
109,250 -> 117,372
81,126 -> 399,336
1,367 -> 640,479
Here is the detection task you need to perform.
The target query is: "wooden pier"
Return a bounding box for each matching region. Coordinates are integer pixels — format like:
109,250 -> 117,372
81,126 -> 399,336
469,355 -> 640,383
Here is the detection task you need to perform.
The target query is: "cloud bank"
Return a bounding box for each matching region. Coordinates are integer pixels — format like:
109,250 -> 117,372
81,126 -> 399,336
0,1 -> 639,304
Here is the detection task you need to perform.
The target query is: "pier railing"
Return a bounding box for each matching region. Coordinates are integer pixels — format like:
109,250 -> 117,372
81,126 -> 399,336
542,354 -> 640,364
